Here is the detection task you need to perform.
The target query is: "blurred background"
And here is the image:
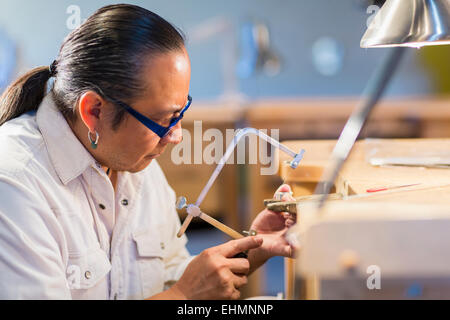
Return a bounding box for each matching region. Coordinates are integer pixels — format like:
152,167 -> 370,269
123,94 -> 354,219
1,0 -> 449,298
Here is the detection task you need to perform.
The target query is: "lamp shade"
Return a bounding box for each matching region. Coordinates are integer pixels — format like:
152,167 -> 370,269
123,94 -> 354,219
361,0 -> 450,48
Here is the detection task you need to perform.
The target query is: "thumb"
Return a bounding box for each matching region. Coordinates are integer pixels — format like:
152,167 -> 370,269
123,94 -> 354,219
274,184 -> 293,199
219,236 -> 263,258
283,244 -> 295,258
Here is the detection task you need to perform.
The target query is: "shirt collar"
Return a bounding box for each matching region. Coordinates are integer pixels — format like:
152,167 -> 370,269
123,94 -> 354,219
37,93 -> 97,185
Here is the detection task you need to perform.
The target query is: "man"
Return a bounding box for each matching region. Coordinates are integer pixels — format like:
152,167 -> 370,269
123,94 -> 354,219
0,4 -> 295,300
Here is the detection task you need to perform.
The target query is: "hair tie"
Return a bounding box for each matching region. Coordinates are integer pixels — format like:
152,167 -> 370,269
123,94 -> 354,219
49,60 -> 58,77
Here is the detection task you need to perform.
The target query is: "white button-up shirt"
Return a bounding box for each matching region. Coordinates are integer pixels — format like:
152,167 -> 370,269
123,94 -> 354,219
0,94 -> 192,299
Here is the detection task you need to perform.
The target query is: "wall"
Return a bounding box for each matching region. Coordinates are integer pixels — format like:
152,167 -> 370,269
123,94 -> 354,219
0,0 -> 434,99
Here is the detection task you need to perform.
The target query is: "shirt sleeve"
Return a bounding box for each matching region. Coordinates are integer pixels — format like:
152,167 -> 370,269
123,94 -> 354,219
0,174 -> 71,299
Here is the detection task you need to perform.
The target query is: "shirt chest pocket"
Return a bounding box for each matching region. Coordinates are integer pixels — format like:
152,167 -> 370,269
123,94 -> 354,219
54,208 -> 99,255
132,230 -> 166,298
66,248 -> 112,299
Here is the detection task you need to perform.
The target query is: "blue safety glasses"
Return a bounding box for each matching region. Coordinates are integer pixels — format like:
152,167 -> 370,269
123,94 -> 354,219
109,95 -> 192,138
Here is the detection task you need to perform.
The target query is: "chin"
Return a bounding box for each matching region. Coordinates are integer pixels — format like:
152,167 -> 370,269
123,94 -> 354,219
127,159 -> 153,173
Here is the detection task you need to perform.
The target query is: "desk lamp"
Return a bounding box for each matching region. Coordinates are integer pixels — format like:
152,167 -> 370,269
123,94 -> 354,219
285,0 -> 450,223
361,0 -> 450,48
286,0 -> 450,297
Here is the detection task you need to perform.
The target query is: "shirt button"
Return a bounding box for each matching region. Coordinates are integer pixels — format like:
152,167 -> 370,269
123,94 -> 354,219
121,199 -> 129,206
160,242 -> 165,250
99,204 -> 106,210
85,271 -> 92,279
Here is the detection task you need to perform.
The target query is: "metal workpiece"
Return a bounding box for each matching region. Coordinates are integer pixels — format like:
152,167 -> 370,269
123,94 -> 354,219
264,193 -> 343,214
266,202 -> 298,215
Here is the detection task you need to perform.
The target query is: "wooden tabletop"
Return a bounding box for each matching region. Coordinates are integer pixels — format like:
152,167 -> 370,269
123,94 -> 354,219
278,138 -> 450,205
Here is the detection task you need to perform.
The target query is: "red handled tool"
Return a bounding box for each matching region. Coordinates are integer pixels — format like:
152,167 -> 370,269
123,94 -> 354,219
366,183 -> 421,193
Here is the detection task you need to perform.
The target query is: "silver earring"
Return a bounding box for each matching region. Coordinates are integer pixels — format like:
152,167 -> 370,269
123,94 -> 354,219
88,131 -> 99,150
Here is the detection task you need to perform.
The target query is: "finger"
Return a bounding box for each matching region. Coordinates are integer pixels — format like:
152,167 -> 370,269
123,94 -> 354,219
285,215 -> 296,223
273,186 -> 291,198
282,212 -> 296,219
232,273 -> 248,289
230,288 -> 241,300
227,258 -> 250,275
265,242 -> 294,258
275,184 -> 292,194
281,193 -> 296,202
285,219 -> 295,228
281,244 -> 294,258
284,214 -> 297,224
219,236 -> 263,258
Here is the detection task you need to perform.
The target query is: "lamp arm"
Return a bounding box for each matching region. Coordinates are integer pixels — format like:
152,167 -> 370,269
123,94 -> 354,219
314,47 -> 406,208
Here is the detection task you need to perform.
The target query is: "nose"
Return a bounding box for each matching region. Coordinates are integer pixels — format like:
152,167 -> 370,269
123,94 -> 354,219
160,122 -> 183,145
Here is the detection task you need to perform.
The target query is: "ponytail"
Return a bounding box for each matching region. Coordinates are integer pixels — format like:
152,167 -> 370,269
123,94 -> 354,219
1,4 -> 186,129
0,66 -> 52,126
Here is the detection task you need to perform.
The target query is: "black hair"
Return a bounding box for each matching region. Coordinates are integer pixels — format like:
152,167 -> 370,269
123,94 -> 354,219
0,4 -> 185,129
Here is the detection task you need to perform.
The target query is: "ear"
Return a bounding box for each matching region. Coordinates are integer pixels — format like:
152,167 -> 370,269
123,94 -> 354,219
78,91 -> 105,133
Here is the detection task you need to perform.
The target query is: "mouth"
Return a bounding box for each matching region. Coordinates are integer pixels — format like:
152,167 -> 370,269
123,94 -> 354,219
146,153 -> 161,160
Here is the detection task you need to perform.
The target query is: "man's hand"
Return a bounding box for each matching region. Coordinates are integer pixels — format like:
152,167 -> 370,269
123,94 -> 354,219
247,184 -> 298,273
171,236 -> 263,300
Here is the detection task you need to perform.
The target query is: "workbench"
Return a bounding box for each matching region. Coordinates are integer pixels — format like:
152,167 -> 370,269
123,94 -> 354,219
160,96 -> 450,298
280,138 -> 450,198
279,138 -> 450,299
